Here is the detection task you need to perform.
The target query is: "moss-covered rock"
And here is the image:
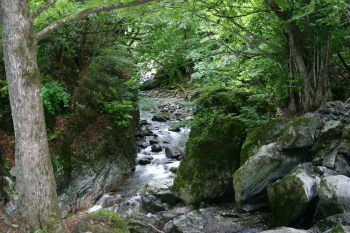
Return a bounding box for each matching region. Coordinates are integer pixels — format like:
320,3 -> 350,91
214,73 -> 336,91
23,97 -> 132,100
311,213 -> 350,233
280,117 -> 321,149
126,213 -> 163,233
173,118 -> 245,205
267,164 -> 320,227
240,119 -> 285,165
233,143 -> 306,211
74,209 -> 129,233
317,175 -> 350,217
260,227 -> 308,233
139,79 -> 160,91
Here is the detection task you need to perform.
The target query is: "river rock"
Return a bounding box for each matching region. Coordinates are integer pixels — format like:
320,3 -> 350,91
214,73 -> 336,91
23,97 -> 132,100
240,119 -> 286,165
126,213 -> 164,233
280,117 -> 322,149
139,157 -> 152,165
141,178 -> 179,213
267,164 -> 320,227
165,146 -> 182,159
152,115 -> 167,122
137,126 -> 154,137
151,144 -> 162,152
320,120 -> 343,139
164,207 -> 269,233
173,119 -> 245,205
233,142 -> 305,211
310,213 -> 350,233
74,209 -> 129,233
317,175 -> 350,217
260,227 -> 308,233
140,78 -> 160,91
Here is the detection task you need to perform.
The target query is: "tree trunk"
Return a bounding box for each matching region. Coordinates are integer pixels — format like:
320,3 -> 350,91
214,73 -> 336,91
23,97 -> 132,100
286,23 -> 332,114
0,1 -> 67,232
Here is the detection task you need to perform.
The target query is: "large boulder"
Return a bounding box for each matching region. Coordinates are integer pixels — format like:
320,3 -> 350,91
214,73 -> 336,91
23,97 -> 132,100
164,207 -> 269,233
267,164 -> 320,227
317,175 -> 350,217
280,116 -> 322,149
165,146 -> 182,159
141,178 -> 179,213
240,119 -> 286,165
260,228 -> 308,233
311,213 -> 350,233
53,115 -> 138,215
173,118 -> 245,205
232,143 -> 305,211
74,209 -> 129,233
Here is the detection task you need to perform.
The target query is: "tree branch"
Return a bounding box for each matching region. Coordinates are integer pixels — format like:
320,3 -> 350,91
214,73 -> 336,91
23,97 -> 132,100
36,0 -> 154,41
337,52 -> 350,74
31,0 -> 58,21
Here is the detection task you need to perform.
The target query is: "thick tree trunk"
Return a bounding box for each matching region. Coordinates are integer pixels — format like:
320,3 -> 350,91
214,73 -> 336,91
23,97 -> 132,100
0,1 -> 67,232
286,23 -> 332,114
265,0 -> 332,115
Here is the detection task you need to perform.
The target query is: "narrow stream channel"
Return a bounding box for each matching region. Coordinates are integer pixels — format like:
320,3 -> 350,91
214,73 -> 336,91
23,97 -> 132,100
88,90 -> 190,217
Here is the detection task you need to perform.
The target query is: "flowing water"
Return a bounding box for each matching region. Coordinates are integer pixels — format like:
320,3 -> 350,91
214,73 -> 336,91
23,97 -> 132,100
88,90 -> 190,216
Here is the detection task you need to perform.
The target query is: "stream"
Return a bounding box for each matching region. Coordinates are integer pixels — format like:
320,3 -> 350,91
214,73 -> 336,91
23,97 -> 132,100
87,89 -> 191,217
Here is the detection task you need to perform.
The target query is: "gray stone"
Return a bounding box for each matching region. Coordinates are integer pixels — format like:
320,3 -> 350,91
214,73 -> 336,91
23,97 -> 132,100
152,115 -> 167,122
141,178 -> 179,213
260,227 -> 308,233
322,148 -> 338,169
334,154 -> 350,176
320,120 -> 343,139
311,213 -> 350,233
165,146 -> 182,159
151,144 -> 162,152
341,124 -> 350,139
335,100 -> 346,111
280,117 -> 321,149
168,207 -> 269,233
267,164 -> 320,227
317,175 -> 350,217
233,143 -> 304,211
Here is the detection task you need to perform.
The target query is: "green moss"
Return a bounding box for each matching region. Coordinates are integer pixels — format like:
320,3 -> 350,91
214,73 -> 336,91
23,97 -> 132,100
173,117 -> 245,204
75,209 -> 129,233
280,118 -> 312,146
240,119 -> 285,165
329,226 -> 347,233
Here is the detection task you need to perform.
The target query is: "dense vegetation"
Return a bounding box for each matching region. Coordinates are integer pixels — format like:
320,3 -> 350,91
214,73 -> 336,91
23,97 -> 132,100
0,0 -> 349,232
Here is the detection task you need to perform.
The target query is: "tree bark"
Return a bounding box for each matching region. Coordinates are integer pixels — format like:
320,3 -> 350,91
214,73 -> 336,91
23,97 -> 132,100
285,21 -> 332,114
0,1 -> 67,232
265,0 -> 332,114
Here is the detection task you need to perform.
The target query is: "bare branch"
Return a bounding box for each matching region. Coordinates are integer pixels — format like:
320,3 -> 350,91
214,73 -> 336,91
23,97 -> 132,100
31,0 -> 58,21
36,0 -> 154,41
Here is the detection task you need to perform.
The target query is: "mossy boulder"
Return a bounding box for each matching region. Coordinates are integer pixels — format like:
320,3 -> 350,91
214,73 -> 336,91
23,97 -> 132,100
173,118 -> 245,205
280,116 -> 322,149
126,213 -> 163,233
260,227 -> 308,233
317,175 -> 350,217
267,164 -> 320,227
139,79 -> 160,91
240,119 -> 285,165
74,209 -> 129,233
311,213 -> 350,233
233,143 -> 306,211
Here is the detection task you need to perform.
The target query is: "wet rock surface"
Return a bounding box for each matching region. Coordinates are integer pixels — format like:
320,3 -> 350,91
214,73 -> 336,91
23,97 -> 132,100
232,100 -> 350,232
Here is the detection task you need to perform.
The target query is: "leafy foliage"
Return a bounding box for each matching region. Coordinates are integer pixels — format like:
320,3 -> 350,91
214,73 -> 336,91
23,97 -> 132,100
41,75 -> 71,115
